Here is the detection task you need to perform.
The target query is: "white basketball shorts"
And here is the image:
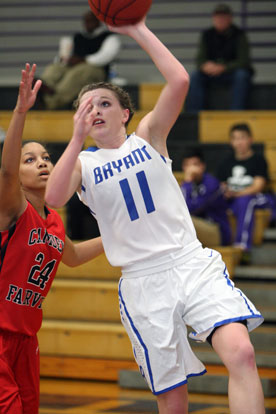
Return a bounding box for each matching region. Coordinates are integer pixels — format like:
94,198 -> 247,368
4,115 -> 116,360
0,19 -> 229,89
118,246 -> 263,395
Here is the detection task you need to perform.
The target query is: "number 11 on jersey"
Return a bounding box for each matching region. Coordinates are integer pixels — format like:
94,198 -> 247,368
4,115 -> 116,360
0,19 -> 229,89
119,171 -> 155,221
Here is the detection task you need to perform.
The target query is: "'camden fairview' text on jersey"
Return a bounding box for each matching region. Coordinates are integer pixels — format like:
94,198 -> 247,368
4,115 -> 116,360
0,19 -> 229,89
0,202 -> 65,336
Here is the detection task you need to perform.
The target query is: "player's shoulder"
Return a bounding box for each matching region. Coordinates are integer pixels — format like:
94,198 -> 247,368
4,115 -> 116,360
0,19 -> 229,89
79,146 -> 101,161
82,146 -> 101,153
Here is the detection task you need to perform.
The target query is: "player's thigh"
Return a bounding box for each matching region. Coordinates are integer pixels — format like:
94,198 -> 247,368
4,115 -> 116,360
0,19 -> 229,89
211,322 -> 255,370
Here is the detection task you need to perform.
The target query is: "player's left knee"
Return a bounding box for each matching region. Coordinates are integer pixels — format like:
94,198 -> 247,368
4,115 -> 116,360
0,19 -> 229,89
232,340 -> 256,370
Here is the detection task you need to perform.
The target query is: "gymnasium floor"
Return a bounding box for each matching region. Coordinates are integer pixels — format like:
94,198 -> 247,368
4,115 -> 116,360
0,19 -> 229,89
40,378 -> 276,414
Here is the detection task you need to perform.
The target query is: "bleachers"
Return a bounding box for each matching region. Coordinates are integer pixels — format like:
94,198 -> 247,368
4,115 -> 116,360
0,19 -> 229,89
199,110 -> 276,191
1,0 -> 275,87
39,253 -> 135,381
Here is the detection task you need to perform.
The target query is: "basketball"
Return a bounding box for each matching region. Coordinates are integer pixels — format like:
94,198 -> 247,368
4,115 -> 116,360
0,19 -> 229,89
88,0 -> 152,26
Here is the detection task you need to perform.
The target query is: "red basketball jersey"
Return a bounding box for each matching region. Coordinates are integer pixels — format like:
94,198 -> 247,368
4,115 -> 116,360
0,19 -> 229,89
0,202 -> 65,336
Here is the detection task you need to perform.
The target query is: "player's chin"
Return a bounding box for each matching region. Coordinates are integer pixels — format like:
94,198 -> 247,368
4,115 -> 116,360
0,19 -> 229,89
37,176 -> 50,188
39,175 -> 50,182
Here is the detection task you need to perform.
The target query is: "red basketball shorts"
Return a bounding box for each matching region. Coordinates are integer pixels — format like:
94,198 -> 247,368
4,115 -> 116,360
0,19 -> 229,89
0,330 -> 40,414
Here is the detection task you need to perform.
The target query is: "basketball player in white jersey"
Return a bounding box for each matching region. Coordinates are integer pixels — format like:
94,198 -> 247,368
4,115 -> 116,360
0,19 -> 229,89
45,17 -> 265,414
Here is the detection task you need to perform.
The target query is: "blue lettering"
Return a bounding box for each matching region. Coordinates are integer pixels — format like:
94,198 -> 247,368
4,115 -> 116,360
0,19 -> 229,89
112,159 -> 123,173
141,145 -> 152,160
123,154 -> 135,169
103,162 -> 114,180
94,167 -> 103,184
131,148 -> 145,163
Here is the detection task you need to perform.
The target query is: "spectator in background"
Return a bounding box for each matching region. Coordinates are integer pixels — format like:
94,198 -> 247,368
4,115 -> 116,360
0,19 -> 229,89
181,148 -> 232,246
217,123 -> 276,262
186,4 -> 253,111
38,10 -> 121,110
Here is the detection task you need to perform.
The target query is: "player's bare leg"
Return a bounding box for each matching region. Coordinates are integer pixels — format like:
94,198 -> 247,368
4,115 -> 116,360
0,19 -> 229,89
212,322 -> 265,414
156,383 -> 188,414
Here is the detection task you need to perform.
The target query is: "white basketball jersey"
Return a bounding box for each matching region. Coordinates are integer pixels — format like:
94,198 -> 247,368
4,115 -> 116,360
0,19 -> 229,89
78,134 -> 198,271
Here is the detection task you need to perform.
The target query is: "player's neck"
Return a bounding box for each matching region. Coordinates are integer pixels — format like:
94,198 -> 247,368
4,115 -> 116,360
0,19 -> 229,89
25,191 -> 47,218
95,131 -> 127,149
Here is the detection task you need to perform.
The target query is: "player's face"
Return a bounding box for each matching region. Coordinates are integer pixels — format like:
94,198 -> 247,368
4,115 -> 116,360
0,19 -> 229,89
230,131 -> 252,155
19,142 -> 53,190
80,88 -> 130,142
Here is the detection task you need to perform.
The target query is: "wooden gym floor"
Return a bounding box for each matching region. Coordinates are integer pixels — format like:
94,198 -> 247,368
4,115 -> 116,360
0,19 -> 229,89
40,377 -> 276,414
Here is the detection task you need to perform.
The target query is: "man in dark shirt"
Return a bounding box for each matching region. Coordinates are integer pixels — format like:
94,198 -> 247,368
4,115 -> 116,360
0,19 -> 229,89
217,123 -> 276,257
39,10 -> 121,110
186,4 -> 253,111
181,148 -> 232,246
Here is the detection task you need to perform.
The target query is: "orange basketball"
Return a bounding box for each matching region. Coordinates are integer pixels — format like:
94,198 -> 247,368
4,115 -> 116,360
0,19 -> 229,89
88,0 -> 152,26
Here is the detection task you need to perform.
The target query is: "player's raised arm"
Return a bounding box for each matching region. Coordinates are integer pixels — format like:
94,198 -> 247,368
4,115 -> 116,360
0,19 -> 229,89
109,19 -> 190,156
0,64 -> 41,228
45,97 -> 93,208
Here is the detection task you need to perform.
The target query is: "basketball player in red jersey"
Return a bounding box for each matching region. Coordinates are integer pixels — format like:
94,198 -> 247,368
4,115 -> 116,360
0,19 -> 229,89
0,63 -> 103,414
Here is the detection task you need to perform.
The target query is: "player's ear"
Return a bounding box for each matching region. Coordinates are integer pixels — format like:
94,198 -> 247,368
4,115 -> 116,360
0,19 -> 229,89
122,108 -> 130,125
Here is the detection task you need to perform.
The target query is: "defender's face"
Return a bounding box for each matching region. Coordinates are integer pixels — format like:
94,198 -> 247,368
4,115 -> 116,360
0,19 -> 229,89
19,142 -> 53,190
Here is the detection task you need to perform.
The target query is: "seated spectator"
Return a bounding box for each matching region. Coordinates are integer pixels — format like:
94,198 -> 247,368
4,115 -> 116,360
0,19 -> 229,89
216,123 -> 276,261
180,148 -> 232,246
38,10 -> 121,110
186,4 -> 253,112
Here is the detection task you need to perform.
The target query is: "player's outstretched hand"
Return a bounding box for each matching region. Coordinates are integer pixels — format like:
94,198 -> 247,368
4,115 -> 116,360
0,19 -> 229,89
107,16 -> 146,37
16,63 -> 42,113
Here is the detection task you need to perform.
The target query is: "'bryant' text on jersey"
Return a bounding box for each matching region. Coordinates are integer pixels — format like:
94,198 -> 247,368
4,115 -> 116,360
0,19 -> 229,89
93,145 -> 152,184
